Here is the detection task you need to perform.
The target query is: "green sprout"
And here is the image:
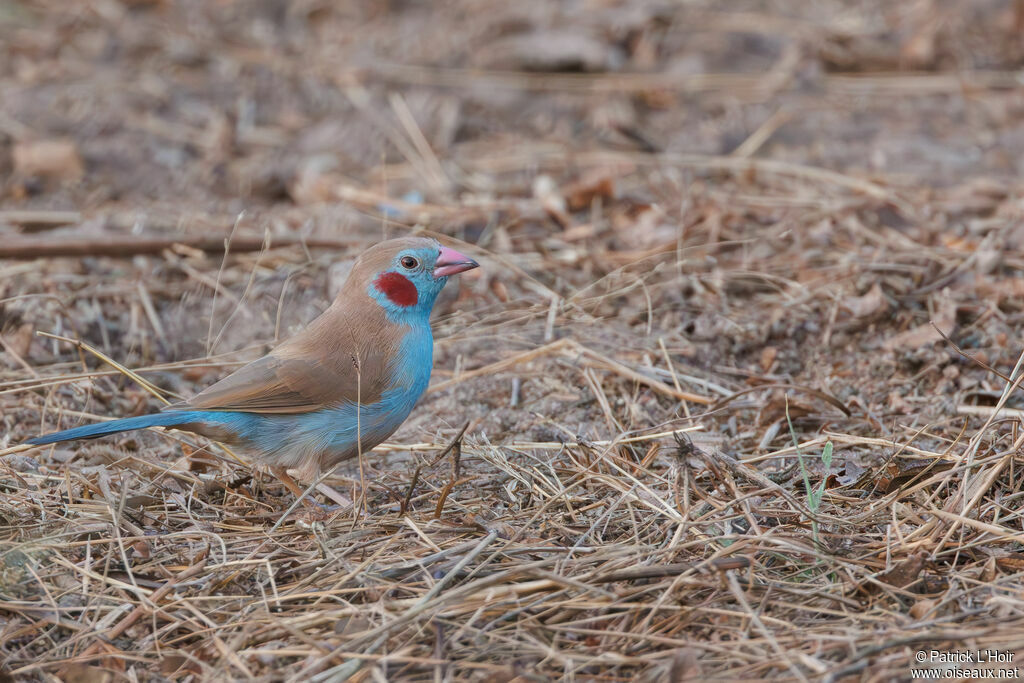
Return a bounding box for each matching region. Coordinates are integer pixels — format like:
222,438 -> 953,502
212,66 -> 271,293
785,395 -> 833,545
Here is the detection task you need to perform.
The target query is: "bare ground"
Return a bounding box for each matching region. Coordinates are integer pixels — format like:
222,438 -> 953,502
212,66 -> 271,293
3,1 -> 1024,680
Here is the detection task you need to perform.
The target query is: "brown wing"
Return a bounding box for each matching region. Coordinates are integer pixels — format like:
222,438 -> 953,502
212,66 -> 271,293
181,354 -> 341,413
173,298 -> 398,415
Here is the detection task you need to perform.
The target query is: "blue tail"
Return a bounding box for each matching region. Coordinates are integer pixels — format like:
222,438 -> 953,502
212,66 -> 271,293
25,411 -> 207,446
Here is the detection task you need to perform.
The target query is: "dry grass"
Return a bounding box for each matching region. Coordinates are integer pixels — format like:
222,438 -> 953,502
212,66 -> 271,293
5,1 -> 1024,681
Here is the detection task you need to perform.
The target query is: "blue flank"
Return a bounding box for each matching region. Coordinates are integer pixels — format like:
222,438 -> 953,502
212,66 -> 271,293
29,246 -> 443,468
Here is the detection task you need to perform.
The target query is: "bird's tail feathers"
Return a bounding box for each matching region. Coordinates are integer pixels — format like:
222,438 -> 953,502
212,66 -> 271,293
25,412 -> 205,446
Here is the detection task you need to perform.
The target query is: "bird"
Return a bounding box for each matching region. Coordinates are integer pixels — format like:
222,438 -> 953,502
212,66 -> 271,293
25,236 -> 479,504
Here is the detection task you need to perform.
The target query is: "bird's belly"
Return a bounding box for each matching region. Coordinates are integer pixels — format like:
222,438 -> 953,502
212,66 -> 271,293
211,384 -> 423,478
325,391 -> 420,454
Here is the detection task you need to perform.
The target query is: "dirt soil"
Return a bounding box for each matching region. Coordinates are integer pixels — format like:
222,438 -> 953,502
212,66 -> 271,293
4,0 -> 1024,680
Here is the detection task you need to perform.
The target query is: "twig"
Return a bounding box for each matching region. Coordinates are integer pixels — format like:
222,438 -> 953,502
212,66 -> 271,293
0,233 -> 356,259
74,557 -> 209,661
312,530 -> 500,682
36,331 -> 173,405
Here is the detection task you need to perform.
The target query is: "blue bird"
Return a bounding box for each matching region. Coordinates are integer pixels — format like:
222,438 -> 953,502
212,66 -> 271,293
25,237 -> 479,502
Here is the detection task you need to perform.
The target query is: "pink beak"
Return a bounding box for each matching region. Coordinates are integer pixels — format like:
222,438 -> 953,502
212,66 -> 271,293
433,246 -> 479,278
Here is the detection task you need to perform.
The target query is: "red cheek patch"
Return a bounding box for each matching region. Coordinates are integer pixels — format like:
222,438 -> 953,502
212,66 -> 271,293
374,272 -> 418,307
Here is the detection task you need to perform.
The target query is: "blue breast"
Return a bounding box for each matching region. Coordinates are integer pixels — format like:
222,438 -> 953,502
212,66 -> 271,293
362,321 -> 433,441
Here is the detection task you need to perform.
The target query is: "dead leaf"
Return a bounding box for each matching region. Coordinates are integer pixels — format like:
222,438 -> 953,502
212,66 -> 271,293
13,139 -> 84,181
883,297 -> 956,351
489,278 -> 510,302
131,540 -> 152,561
181,366 -> 212,382
995,554 -> 1024,572
60,663 -> 117,682
334,614 -> 373,636
757,393 -> 813,426
0,455 -> 41,473
843,283 -> 888,318
975,276 -> 1024,306
879,551 -> 927,588
900,10 -> 940,68
561,224 -> 597,241
288,154 -> 339,205
5,323 -> 34,360
884,323 -> 943,351
836,459 -> 866,486
862,460 -> 950,493
563,169 -> 618,211
909,598 -> 936,620
184,443 -> 215,474
159,654 -> 202,678
667,647 -> 702,682
612,203 -> 677,250
532,175 -> 570,228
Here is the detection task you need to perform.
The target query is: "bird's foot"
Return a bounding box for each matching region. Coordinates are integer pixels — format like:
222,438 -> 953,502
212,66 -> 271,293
295,500 -> 342,525
270,466 -> 352,510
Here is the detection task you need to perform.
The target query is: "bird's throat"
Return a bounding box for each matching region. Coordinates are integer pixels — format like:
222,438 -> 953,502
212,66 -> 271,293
374,272 -> 418,307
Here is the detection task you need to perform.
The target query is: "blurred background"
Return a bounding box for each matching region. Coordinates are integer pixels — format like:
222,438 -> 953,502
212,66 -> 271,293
5,0 -> 1023,216
5,0 -> 1024,361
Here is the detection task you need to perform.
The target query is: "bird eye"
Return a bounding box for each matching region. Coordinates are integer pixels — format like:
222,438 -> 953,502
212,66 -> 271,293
400,256 -> 419,270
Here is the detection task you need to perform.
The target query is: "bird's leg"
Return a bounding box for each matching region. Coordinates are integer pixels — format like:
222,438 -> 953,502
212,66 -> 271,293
270,466 -> 321,509
269,466 -> 352,511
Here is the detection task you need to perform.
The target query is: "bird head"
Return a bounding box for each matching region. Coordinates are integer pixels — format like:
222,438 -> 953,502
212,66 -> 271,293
355,237 -> 479,321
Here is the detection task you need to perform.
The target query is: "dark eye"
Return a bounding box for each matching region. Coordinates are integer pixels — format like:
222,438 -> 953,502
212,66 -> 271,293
400,256 -> 419,270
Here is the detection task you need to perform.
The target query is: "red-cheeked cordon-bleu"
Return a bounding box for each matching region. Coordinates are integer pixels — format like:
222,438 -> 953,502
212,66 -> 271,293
25,237 -> 479,502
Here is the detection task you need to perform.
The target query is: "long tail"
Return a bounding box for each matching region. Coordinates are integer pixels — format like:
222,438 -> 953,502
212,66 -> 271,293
25,411 -> 209,446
